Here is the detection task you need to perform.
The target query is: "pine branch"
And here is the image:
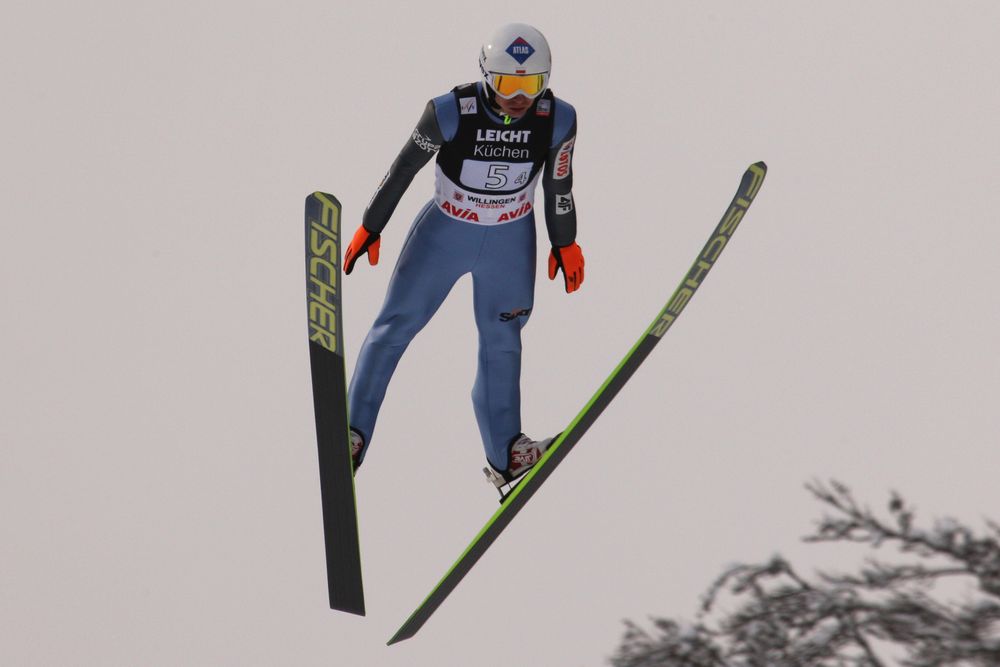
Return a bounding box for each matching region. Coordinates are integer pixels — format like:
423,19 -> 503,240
612,480 -> 1000,667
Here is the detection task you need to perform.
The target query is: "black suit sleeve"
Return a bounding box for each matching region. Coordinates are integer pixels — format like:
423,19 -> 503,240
361,100 -> 444,235
541,115 -> 577,247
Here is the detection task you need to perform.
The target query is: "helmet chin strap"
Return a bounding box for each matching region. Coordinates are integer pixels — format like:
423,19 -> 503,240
483,85 -> 511,122
484,83 -> 500,108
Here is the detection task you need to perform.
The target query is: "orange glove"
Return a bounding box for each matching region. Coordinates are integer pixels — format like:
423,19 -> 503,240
344,224 -> 381,274
548,242 -> 584,293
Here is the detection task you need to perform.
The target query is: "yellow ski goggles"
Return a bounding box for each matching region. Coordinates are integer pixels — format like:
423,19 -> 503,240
489,72 -> 547,99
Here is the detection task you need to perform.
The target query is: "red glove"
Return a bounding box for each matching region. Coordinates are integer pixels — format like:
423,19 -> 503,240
344,224 -> 381,274
548,242 -> 585,293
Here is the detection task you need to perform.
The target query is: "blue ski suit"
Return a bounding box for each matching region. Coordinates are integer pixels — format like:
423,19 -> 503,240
348,82 -> 578,471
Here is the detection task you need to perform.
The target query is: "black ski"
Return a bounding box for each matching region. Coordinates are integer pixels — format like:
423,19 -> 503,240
388,162 -> 767,644
305,192 -> 365,615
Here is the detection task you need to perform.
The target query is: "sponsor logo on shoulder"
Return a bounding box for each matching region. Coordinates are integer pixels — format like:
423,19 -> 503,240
536,99 -> 551,117
553,137 -> 575,180
411,129 -> 440,153
459,97 -> 478,115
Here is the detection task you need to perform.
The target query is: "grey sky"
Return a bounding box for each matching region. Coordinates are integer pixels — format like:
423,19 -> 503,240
2,2 -> 998,665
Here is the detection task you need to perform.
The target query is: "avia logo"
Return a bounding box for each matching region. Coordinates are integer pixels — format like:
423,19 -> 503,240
441,200 -> 480,221
506,37 -> 535,64
499,307 -> 532,322
496,201 -> 532,222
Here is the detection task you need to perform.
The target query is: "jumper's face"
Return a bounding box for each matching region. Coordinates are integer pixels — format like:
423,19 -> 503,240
495,94 -> 533,118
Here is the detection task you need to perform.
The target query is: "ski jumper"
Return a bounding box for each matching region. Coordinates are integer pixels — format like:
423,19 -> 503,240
348,82 -> 578,471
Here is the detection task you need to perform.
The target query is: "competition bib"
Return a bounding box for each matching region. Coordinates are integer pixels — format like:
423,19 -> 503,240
434,164 -> 537,225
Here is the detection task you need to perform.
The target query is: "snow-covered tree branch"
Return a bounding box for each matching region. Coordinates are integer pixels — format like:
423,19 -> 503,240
610,481 -> 1000,667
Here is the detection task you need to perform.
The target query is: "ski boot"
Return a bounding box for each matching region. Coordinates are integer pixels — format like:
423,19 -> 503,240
483,433 -> 555,502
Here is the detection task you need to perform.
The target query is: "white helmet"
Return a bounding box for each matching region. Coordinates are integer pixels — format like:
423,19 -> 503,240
479,23 -> 551,100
